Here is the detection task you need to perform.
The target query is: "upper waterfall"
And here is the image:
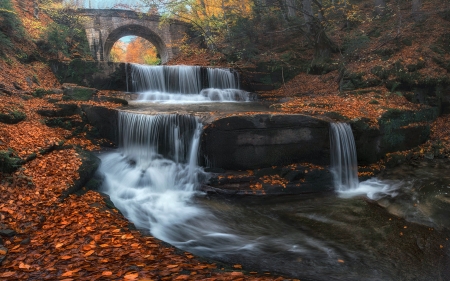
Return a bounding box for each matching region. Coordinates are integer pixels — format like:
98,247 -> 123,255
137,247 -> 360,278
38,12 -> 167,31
128,64 -> 253,102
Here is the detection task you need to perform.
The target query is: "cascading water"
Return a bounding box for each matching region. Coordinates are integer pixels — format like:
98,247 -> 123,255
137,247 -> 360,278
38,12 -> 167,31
99,112 -> 206,229
99,111 -> 255,256
330,123 -> 359,191
129,63 -> 253,102
330,123 -> 403,199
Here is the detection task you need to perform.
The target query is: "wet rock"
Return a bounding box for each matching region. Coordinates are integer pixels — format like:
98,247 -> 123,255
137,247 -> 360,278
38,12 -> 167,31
26,77 -> 33,88
59,150 -> 101,200
0,110 -> 26,124
50,60 -> 128,91
201,114 -> 330,170
94,95 -> 128,105
13,82 -> 22,90
81,105 -> 119,143
20,237 -> 30,245
352,107 -> 438,165
0,151 -> 23,174
37,103 -> 79,117
0,245 -> 7,264
62,84 -> 98,101
0,229 -> 16,237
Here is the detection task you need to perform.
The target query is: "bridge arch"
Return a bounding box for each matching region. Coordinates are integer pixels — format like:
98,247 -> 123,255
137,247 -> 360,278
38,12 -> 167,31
104,24 -> 167,63
73,9 -> 190,64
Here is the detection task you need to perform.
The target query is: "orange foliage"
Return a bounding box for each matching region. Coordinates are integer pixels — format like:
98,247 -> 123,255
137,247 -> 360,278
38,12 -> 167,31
110,37 -> 159,64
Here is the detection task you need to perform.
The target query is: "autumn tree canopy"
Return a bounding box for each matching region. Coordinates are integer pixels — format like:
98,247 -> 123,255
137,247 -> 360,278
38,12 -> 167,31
110,36 -> 160,64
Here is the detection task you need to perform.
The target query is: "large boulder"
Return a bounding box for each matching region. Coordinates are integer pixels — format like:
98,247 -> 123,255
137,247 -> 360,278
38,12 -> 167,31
352,107 -> 438,165
201,114 -> 330,170
50,60 -> 128,91
81,105 -> 118,143
37,103 -> 79,117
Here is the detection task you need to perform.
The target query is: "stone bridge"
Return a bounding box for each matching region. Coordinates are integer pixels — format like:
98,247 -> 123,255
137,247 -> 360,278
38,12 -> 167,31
72,9 -> 190,64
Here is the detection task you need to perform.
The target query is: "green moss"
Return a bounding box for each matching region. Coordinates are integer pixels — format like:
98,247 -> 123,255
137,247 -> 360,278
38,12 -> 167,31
0,110 -> 26,124
367,28 -> 381,38
342,33 -> 370,55
55,59 -> 100,85
45,118 -> 73,130
406,61 -> 426,72
0,149 -> 23,174
371,66 -> 389,80
401,38 -> 413,47
374,48 -> 396,60
65,88 -> 95,101
379,108 -> 438,144
33,88 -> 53,98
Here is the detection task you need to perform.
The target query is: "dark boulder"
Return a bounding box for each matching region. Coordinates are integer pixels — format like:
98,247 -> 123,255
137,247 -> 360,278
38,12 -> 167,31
37,103 -> 79,117
0,110 -> 26,124
62,84 -> 98,101
81,105 -> 119,143
59,150 -> 101,200
201,114 -> 330,170
0,229 -> 16,237
352,107 -> 438,165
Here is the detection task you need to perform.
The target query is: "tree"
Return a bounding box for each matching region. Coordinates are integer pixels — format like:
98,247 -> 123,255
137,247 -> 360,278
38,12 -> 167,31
412,0 -> 422,21
285,0 -> 297,19
110,37 -> 160,64
302,0 -> 313,31
140,0 -> 253,50
374,0 -> 386,15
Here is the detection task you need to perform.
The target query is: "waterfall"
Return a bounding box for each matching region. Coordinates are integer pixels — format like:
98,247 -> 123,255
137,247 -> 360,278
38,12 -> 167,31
129,63 -> 253,102
99,111 -> 207,227
330,123 -> 359,191
207,67 -> 239,89
118,112 -> 201,167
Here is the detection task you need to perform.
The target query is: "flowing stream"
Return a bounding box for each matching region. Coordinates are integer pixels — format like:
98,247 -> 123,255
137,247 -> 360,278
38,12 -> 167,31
129,64 -> 254,103
98,69 -> 450,280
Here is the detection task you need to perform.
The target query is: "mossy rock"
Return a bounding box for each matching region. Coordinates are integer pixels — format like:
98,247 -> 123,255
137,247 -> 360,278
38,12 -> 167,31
380,108 -> 438,130
95,96 -> 128,106
401,38 -> 413,47
37,103 -> 79,117
0,149 -> 23,174
438,10 -> 450,21
62,84 -> 98,101
33,88 -> 62,98
0,110 -> 26,124
367,28 -> 381,38
342,72 -> 379,90
44,117 -> 84,130
379,108 -> 437,153
374,48 -> 396,60
406,61 -> 426,72
371,66 -> 390,80
59,150 -> 101,200
432,56 -> 450,72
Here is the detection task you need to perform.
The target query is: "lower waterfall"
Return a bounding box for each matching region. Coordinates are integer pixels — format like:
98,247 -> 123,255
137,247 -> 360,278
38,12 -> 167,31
98,111 -> 253,256
330,123 -> 359,191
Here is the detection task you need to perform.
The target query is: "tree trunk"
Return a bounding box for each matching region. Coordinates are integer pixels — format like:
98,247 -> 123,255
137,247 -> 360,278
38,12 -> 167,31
303,0 -> 313,32
412,0 -> 422,21
197,0 -> 216,50
285,0 -> 297,19
318,0 -> 323,21
374,0 -> 386,15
